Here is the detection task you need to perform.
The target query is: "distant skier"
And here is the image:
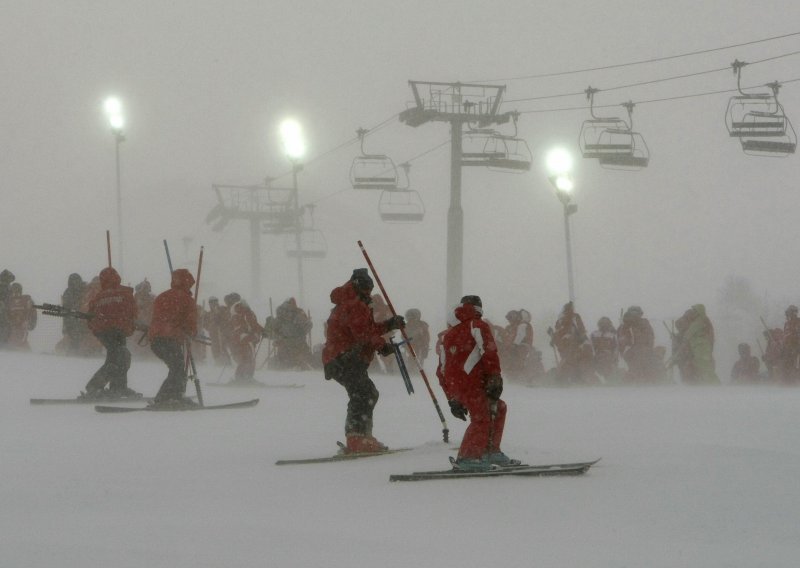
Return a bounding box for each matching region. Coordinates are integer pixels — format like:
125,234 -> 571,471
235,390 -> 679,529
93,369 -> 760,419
225,293 -> 263,383
6,282 -> 36,350
552,301 -> 595,384
83,267 -> 139,398
731,343 -> 760,384
322,268 -> 405,454
56,273 -> 87,355
149,269 -> 198,406
263,297 -> 313,370
440,295 -> 520,471
590,316 -> 619,382
403,308 -> 430,368
617,306 -> 660,383
781,305 -> 800,384
0,269 -> 16,346
677,304 -> 719,385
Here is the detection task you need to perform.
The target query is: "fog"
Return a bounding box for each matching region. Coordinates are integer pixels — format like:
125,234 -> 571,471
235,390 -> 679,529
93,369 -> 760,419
5,2 -> 800,365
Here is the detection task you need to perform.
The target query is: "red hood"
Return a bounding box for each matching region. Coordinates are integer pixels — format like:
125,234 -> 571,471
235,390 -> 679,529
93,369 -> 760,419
171,269 -> 195,292
330,281 -> 359,305
454,302 -> 480,323
99,267 -> 121,290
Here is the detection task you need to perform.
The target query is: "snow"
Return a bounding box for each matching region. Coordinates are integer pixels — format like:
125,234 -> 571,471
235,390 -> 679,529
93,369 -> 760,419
2,350 -> 800,568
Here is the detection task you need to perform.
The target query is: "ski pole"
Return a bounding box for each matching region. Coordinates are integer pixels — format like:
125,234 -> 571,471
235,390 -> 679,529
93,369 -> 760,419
390,337 -> 414,395
488,400 -> 498,458
106,230 -> 112,268
189,246 -> 205,406
357,240 -> 449,443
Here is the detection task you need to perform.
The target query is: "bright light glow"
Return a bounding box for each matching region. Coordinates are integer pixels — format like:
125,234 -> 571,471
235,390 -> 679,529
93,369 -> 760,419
546,147 -> 573,176
280,119 -> 306,159
554,175 -> 574,193
108,114 -> 125,131
104,97 -> 122,116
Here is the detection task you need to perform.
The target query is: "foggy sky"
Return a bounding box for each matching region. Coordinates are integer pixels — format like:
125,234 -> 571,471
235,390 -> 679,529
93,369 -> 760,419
3,0 -> 800,360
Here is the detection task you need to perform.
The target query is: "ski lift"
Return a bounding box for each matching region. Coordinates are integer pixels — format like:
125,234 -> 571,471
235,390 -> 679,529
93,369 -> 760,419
725,62 -> 796,156
461,113 -> 532,172
580,92 -> 649,169
350,127 -> 399,190
378,163 -> 425,223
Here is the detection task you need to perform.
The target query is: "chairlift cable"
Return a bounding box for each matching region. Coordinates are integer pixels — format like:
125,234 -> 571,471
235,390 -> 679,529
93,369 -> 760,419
470,31 -> 800,83
505,49 -> 800,105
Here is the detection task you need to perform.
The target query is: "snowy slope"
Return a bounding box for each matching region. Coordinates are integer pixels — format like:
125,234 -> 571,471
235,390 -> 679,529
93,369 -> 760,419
2,350 -> 800,568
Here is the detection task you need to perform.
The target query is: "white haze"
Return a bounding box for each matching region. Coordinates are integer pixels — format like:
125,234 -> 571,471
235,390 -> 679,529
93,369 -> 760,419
2,1 -> 800,563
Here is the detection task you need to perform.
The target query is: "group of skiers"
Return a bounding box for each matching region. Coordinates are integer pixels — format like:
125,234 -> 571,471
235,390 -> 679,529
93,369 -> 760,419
743,304 -> 800,385
0,269 -> 37,351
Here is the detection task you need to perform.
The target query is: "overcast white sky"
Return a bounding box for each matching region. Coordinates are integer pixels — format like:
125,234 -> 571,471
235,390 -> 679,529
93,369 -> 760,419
3,1 -> 799,353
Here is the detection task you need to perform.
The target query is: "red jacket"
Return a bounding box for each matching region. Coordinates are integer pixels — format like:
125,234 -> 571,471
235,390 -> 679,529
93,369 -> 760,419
229,301 -> 262,345
88,267 -> 137,336
440,303 -> 501,400
148,269 -> 197,340
322,281 -> 390,365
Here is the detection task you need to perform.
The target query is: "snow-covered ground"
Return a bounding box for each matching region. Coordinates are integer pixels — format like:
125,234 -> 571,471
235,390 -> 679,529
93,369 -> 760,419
2,349 -> 799,568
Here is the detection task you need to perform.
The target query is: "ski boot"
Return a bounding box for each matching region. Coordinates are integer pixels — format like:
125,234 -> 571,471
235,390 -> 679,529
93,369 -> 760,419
451,455 -> 493,472
148,396 -> 198,410
344,433 -> 388,454
488,451 -> 522,467
109,387 -> 143,400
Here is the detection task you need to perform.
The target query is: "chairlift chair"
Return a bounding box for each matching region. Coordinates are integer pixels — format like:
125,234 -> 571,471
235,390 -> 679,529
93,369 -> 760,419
350,128 -> 399,190
725,64 -> 797,156
461,128 -> 506,166
284,229 -> 328,259
378,163 -> 424,223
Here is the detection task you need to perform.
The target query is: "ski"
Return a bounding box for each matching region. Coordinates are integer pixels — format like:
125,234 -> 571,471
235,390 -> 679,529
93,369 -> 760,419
94,398 -> 259,413
30,395 -> 150,405
276,444 -> 413,465
206,381 -> 304,389
389,458 -> 600,482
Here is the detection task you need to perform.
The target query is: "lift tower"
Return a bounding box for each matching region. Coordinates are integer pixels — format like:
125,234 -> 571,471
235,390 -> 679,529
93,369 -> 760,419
399,81 -> 520,310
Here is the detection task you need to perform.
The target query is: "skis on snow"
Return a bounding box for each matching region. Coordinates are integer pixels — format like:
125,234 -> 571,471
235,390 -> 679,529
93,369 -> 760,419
275,442 -> 412,465
94,398 -> 259,413
206,381 -> 304,389
30,394 -> 150,405
388,458 -> 601,482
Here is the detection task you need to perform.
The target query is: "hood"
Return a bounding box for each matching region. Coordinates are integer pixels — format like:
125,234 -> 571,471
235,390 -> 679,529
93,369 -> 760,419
519,309 -> 531,324
454,302 -> 481,323
99,267 -> 122,290
68,273 -> 84,288
330,281 -> 359,306
277,298 -> 297,318
135,279 -> 151,295
692,304 -> 706,317
0,269 -> 15,283
171,269 -> 195,291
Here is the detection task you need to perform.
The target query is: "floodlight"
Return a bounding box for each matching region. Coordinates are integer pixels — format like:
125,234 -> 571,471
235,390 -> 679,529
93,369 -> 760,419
554,175 -> 574,193
546,147 -> 573,177
104,97 -> 122,116
280,119 -> 306,160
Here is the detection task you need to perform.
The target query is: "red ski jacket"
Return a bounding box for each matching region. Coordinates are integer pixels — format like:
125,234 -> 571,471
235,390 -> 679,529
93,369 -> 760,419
88,267 -> 137,336
440,303 -> 501,400
322,281 -> 390,365
148,269 -> 197,340
229,301 -> 262,345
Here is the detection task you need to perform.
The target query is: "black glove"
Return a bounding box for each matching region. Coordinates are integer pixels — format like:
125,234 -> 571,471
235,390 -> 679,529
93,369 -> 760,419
448,399 -> 468,421
377,343 -> 394,357
384,315 -> 406,331
484,374 -> 503,401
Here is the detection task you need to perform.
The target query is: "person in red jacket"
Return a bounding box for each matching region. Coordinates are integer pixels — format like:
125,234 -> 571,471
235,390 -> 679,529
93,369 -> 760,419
322,269 -> 405,454
440,295 -> 520,471
149,269 -> 198,405
83,267 -> 139,398
225,292 -> 263,383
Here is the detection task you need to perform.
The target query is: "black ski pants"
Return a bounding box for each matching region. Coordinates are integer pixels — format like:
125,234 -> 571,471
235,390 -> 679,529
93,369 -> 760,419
152,337 -> 187,402
325,350 -> 379,436
85,330 -> 131,392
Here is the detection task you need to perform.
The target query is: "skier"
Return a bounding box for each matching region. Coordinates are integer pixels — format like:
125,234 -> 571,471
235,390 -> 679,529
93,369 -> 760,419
224,293 -> 263,383
677,304 -> 719,384
780,305 -> 800,384
731,342 -> 760,384
263,297 -> 313,370
56,273 -> 87,355
83,267 -> 139,398
617,306 -> 660,383
203,296 -> 231,367
6,282 -> 36,350
403,308 -> 430,368
149,269 -> 198,406
498,309 -> 534,381
440,296 -> 519,470
0,269 -> 15,346
591,317 -> 619,382
762,328 -> 784,382
552,301 -> 594,384
322,268 -> 405,454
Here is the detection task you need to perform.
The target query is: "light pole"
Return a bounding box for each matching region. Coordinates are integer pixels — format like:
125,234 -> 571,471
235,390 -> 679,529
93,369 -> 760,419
103,97 -> 125,276
280,118 -> 306,306
546,148 -> 578,302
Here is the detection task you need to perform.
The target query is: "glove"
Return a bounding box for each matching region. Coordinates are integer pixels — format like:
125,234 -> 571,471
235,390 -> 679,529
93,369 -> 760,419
448,399 -> 468,421
377,343 -> 394,357
484,374 -> 503,401
384,315 -> 406,331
